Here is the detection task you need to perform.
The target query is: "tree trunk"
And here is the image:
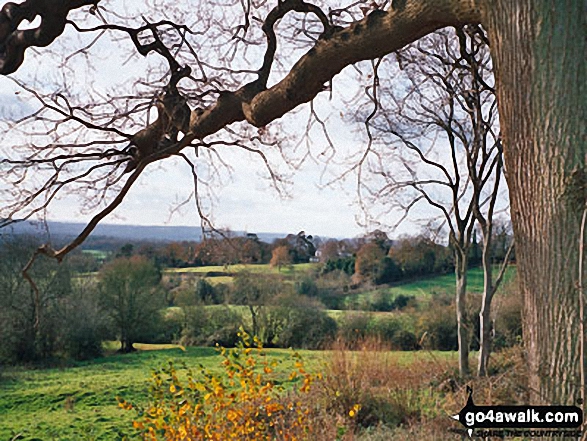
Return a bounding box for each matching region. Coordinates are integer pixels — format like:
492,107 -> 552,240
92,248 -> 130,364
120,332 -> 134,353
249,305 -> 259,338
477,229 -> 513,377
482,0 -> 586,404
455,251 -> 470,376
477,238 -> 494,377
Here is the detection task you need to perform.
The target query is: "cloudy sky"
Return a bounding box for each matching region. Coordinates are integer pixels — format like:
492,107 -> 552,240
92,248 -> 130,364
47,130 -> 372,239
0,0 -> 425,240
0,73 -> 387,239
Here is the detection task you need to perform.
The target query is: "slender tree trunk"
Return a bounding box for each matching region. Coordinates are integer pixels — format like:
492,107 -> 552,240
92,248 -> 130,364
455,251 -> 470,376
482,0 -> 586,404
478,238 -> 494,377
249,305 -> 259,338
478,231 -> 514,377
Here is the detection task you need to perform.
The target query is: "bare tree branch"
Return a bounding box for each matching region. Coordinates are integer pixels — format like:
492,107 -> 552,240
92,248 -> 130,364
0,0 -> 98,74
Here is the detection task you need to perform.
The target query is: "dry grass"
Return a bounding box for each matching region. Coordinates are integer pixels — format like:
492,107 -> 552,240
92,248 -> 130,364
298,337 -> 529,441
301,337 -> 451,439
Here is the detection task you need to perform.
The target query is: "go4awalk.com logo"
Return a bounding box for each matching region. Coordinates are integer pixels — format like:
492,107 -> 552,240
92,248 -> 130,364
451,387 -> 583,438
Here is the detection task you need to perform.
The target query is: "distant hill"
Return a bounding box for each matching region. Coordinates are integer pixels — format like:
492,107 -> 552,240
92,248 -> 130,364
1,220 -> 288,245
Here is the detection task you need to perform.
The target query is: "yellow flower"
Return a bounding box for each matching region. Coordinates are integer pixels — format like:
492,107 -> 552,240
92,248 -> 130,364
349,404 -> 361,418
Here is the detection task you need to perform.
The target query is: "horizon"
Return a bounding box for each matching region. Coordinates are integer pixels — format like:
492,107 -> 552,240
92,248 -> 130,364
6,217 -> 410,242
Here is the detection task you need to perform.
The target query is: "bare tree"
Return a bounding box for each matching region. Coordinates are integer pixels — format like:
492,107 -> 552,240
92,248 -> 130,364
0,0 -> 584,404
354,26 -> 506,376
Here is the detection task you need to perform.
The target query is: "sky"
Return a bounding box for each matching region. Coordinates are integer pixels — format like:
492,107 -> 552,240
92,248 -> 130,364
0,0 -> 441,241
46,132 -> 372,239
0,71 -> 387,240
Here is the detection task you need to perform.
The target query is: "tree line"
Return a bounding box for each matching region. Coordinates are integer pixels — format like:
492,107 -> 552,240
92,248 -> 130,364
0,227 -> 518,365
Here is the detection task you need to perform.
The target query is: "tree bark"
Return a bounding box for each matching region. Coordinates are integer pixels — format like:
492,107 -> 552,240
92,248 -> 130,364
482,0 -> 586,404
477,245 -> 493,377
455,250 -> 470,376
477,234 -> 513,377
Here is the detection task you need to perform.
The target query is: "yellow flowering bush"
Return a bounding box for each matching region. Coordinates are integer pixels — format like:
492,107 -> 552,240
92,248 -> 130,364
119,330 -> 321,440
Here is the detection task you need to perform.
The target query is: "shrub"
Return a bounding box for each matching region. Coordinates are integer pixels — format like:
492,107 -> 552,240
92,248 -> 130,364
180,306 -> 243,347
368,292 -> 416,312
484,345 -> 529,402
492,282 -> 523,350
0,236 -> 76,363
416,297 -> 458,351
267,296 -> 337,349
179,305 -> 207,347
374,257 -> 402,284
322,256 -> 355,276
337,313 -> 372,347
195,278 -> 222,304
295,276 -> 319,297
366,316 -> 402,341
369,291 -> 395,312
318,338 -> 443,430
142,309 -> 184,344
388,237 -> 453,280
366,316 -> 418,350
175,278 -> 222,306
393,329 -> 419,351
119,330 -> 324,440
391,294 -> 415,310
279,309 -> 337,349
61,282 -> 108,360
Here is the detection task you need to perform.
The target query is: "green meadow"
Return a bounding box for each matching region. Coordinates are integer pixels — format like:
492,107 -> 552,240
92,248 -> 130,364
0,345 -> 310,441
343,266 -> 516,306
0,345 -> 455,441
165,263 -> 515,301
164,262 -> 316,276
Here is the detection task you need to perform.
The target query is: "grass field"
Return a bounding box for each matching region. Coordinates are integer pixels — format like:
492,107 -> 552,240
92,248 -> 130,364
345,266 -> 516,307
81,249 -> 110,261
165,263 -> 316,277
163,263 -> 318,287
166,263 -> 515,300
167,264 -> 516,315
0,346 -> 311,441
0,345 -> 456,441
